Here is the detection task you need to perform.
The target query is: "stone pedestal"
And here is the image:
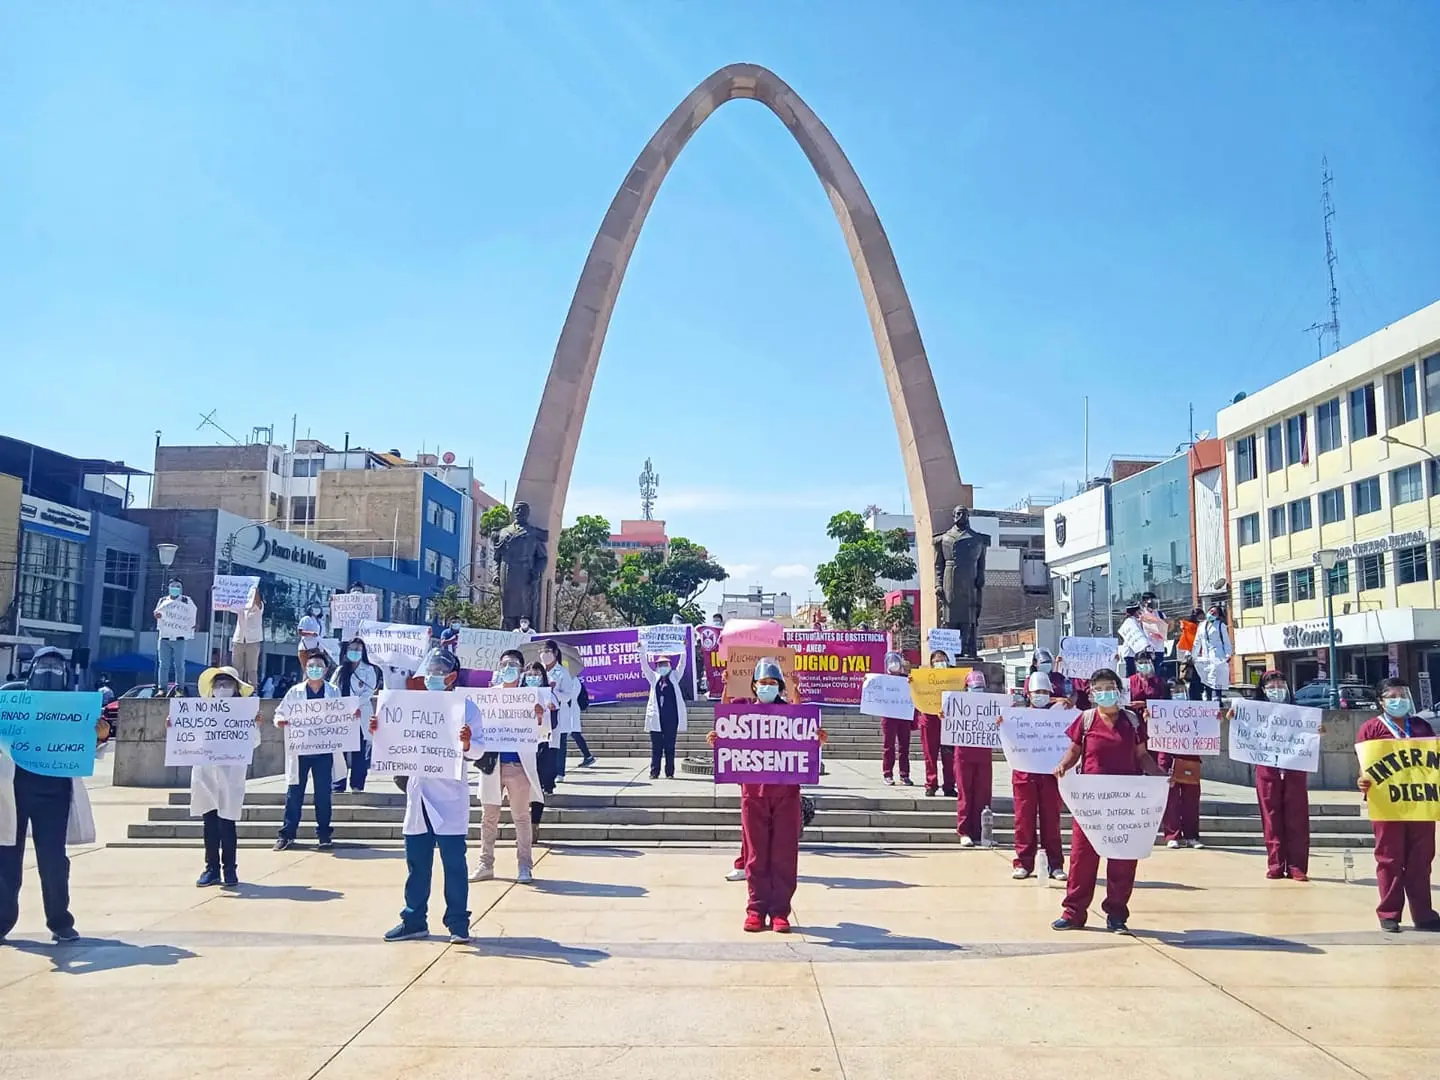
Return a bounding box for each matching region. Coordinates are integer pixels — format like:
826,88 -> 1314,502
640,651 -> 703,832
113,698 -> 288,787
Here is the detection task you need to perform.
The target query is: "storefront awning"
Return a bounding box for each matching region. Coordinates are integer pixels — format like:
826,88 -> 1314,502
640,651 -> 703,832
1235,607 -> 1440,655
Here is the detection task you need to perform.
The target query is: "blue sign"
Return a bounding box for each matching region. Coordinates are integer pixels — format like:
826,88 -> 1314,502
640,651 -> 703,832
0,690 -> 102,777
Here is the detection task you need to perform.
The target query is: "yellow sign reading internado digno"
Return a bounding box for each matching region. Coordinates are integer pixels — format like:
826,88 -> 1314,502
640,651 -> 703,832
1357,739 -> 1440,822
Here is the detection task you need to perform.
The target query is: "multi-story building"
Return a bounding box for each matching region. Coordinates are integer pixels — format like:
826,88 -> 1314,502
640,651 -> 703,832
1218,299 -> 1440,696
605,519 -> 669,555
719,586 -> 793,620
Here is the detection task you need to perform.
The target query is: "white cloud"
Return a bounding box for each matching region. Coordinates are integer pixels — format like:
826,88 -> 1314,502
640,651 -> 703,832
771,563 -> 810,580
725,563 -> 759,580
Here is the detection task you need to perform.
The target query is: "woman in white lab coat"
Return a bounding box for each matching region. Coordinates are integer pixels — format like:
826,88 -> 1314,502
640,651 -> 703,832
188,666 -> 264,888
331,637 -> 383,794
473,659 -> 548,884
273,652 -> 347,851
641,647 -> 687,780
540,639 -> 594,777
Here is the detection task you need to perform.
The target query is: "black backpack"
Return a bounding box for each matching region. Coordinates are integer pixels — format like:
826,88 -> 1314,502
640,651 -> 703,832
576,684 -> 589,711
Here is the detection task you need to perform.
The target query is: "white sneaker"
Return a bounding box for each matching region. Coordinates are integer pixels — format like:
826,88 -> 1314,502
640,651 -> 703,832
725,868 -> 747,882
1012,866 -> 1031,880
1166,840 -> 1181,849
1050,868 -> 1068,881
516,868 -> 534,884
469,866 -> 494,882
959,835 -> 975,848
1190,840 -> 1205,850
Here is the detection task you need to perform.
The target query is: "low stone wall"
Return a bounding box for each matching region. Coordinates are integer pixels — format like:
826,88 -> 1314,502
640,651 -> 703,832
112,698 -> 287,788
1204,708 -> 1365,792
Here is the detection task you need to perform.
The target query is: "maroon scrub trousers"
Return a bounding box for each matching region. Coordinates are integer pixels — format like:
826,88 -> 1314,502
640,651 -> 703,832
742,785 -> 803,920
1254,765 -> 1310,878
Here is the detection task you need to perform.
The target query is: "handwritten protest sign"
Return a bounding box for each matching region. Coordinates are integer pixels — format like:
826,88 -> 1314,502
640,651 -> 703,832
712,702 -> 822,785
164,696 -> 259,767
940,691 -> 1005,749
638,623 -> 689,655
277,695 -> 361,756
1228,699 -> 1322,771
1140,611 -> 1168,652
997,706 -> 1080,774
358,620 -> 430,672
371,690 -> 467,781
910,667 -> 971,715
157,598 -> 197,639
0,690 -> 101,777
723,644 -> 797,702
330,592 -> 379,639
1058,773 -> 1170,859
859,674 -> 915,720
1058,637 -> 1116,681
454,628 -> 527,674
211,575 -> 260,613
1146,699 -> 1222,756
718,618 -> 783,660
462,686 -> 548,753
1357,739 -> 1440,822
926,628 -> 966,663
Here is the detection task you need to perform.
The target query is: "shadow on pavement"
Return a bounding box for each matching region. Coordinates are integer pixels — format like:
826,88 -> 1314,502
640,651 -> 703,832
329,847 -> 405,861
1137,928 -> 1326,953
464,936 -> 610,967
1132,880 -> 1206,891
801,921 -> 962,952
4,938 -> 197,974
544,846 -> 645,859
221,883 -> 345,903
797,875 -> 917,891
807,847 -> 913,859
528,880 -> 648,899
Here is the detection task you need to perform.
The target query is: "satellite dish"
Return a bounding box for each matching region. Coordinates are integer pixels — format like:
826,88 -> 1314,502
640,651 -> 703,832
1196,429 -> 1211,440
442,451 -> 456,465
1231,392 -> 1247,404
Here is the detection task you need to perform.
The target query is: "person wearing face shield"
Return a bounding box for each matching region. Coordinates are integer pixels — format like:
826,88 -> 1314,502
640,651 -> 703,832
0,647 -> 112,944
186,666 -> 265,887
1032,648 -> 1088,710
917,650 -> 958,797
1191,603 -> 1232,702
273,651 -> 348,852
154,578 -> 197,692
1127,650 -> 1201,850
331,638 -> 383,795
880,652 -> 914,787
641,648 -> 688,781
954,669 -> 995,847
1006,671 -> 1067,881
296,603 -> 325,665
472,659 -> 548,884
1247,673 -> 1312,881
1357,678 -> 1440,933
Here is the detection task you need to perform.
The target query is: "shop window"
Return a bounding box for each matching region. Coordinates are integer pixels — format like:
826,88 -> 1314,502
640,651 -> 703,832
1288,497 -> 1312,532
1396,544 -> 1429,585
1271,572 -> 1290,605
1359,552 -> 1386,591
1387,366 -> 1419,426
1316,397 -> 1342,453
1268,505 -> 1287,538
1237,513 -> 1260,546
1293,567 -> 1315,601
1349,383 -> 1376,439
1353,476 -> 1382,516
1235,435 -> 1257,482
1285,413 -> 1308,465
1240,578 -> 1263,609
1319,486 -> 1346,524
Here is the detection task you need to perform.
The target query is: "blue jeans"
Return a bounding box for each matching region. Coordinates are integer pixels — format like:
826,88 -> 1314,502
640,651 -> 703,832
401,813 -> 469,935
280,754 -> 333,842
157,638 -> 186,689
335,741 -> 371,793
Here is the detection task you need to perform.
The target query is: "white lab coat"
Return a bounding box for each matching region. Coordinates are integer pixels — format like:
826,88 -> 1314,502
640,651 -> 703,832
331,662 -> 382,736
0,743 -> 107,848
477,748 -> 544,809
275,681 -> 347,785
1193,619 -> 1233,662
547,664 -> 582,734
640,650 -> 688,734
404,777 -> 474,836
189,764 -> 247,821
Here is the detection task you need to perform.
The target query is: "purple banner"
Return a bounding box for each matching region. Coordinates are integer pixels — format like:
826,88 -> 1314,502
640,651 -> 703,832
713,702 -> 822,785
537,626 -> 695,705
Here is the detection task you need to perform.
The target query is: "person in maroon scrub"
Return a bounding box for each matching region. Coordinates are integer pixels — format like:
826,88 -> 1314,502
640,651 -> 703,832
1006,671 -> 1067,881
1357,678 -> 1440,933
1250,671 -> 1312,881
879,651 -> 914,786
953,669 -> 994,847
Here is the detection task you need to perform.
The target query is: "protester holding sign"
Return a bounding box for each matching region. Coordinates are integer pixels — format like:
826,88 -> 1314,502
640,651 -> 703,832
1250,672 -> 1312,881
1034,648 -> 1088,710
641,647 -> 687,781
297,603 -> 325,665
184,666 -> 263,887
543,639 -> 594,777
1051,667 -> 1167,934
488,650 -> 556,835
1005,672 -> 1069,881
273,652 -> 351,852
953,670 -> 996,847
1191,602 -> 1232,700
1356,678 -> 1440,933
879,652 -> 914,786
916,650 -> 956,797
0,648 -> 111,944
154,579 -> 198,692
230,588 -> 264,686
1128,652 -> 1201,848
472,679 -> 548,885
331,638 -> 383,794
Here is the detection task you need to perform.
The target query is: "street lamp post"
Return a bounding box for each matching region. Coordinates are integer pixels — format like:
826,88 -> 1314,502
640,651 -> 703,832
407,594 -> 421,625
1317,548 -> 1340,709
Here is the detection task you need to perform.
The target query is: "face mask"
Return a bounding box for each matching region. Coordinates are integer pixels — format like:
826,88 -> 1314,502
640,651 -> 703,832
451,621 -> 461,630
1093,689 -> 1121,708
1384,697 -> 1413,718
656,664 -> 671,678
888,665 -> 903,675
498,665 -> 520,684
1038,662 -> 1053,674
168,586 -> 181,598
1264,687 -> 1288,703
306,664 -> 326,681
347,649 -> 363,663
1034,692 -> 1053,707
933,660 -> 948,670
1207,613 -> 1217,623
524,675 -> 543,687
424,674 -> 448,691
29,667 -> 66,691
969,684 -> 987,694
213,684 -> 237,698
518,620 -> 530,631
1137,664 -> 1154,677
756,684 -> 780,704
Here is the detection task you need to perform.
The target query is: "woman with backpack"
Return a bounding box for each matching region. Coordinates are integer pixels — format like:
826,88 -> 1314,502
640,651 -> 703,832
331,637 -> 382,794
1050,667 -> 1166,934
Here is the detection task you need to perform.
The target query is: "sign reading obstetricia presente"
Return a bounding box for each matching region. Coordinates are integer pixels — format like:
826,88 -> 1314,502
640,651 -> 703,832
712,702 -> 821,785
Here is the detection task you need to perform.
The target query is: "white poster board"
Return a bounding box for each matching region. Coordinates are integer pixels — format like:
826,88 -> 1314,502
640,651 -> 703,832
211,575 -> 260,613
462,686 -> 548,753
638,623 -> 688,654
926,628 -> 966,663
1146,699 -> 1222,756
157,598 -> 198,640
1058,636 -> 1116,681
163,697 -> 260,767
940,691 -> 1006,749
996,706 -> 1080,775
1228,699 -> 1323,772
859,674 -> 915,720
276,695 -> 362,755
370,689 -> 467,780
330,592 -> 379,640
1058,773 -> 1170,859
454,628 -> 528,672
357,620 -> 431,673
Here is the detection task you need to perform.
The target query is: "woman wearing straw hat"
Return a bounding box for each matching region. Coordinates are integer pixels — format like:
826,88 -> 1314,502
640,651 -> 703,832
190,665 -> 264,887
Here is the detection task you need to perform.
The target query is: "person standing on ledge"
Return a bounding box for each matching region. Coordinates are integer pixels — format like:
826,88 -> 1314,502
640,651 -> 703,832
153,578 -> 197,692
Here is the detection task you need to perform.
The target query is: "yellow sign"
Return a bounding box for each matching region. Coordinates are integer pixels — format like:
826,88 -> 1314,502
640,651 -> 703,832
909,667 -> 972,715
1357,739 -> 1440,822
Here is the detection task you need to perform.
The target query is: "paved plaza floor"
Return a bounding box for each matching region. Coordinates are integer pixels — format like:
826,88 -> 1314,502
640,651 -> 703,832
0,764 -> 1430,1079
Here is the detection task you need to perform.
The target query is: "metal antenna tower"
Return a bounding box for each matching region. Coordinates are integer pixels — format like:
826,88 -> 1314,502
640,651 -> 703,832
1305,156 -> 1341,358
196,409 -> 242,444
639,458 -> 659,520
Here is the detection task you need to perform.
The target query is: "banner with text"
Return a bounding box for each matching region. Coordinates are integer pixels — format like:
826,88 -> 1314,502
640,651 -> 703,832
212,575 -> 260,613
331,592 -> 379,639
0,690 -> 102,777
912,668 -> 972,715
940,690 -> 1005,749
1058,773 -> 1170,859
712,702 -> 822,785
164,696 -> 259,767
371,690 -> 468,781
859,674 -> 915,720
1357,739 -> 1440,821
698,623 -> 725,700
638,623 -> 690,655
784,630 -> 889,706
463,686 -> 548,753
997,706 -> 1081,774
277,695 -> 362,756
357,621 -> 431,673
1228,699 -> 1323,772
542,626 -> 695,704
157,598 -> 198,640
453,628 -> 528,676
1058,637 -> 1116,682
1146,700 -> 1222,756
717,618 -> 784,659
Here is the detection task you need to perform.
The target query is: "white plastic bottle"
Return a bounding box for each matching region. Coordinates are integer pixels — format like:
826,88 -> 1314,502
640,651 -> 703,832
980,806 -> 994,848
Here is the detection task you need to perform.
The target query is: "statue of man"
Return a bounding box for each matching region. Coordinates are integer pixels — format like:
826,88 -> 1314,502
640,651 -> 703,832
932,506 -> 989,656
494,501 -> 548,631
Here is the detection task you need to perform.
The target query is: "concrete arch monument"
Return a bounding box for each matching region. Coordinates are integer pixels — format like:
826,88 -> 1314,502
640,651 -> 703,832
513,62 -> 969,631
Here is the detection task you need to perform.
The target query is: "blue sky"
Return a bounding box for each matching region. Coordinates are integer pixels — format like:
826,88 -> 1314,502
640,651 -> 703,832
3,3 -> 1438,611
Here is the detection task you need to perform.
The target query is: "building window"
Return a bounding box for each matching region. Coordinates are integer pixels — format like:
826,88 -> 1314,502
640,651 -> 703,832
1387,366 -> 1419,427
1293,567 -> 1316,601
1325,560 -> 1349,596
1268,505 -> 1287,538
1237,513 -> 1260,547
1396,544 -> 1429,585
442,507 -> 456,533
1240,578 -> 1263,609
439,554 -> 455,581
1288,497 -> 1312,532
1271,572 -> 1290,605
1350,383 -> 1377,439
1285,413 -> 1308,465
1353,476 -> 1382,516
1319,486 -> 1346,524
290,495 -> 316,525
1316,397 -> 1342,453
1235,435 -> 1257,482
423,548 -> 439,575
271,456 -> 281,475
100,548 -> 139,630
103,548 -> 138,589
426,500 -> 441,527
18,531 -> 84,625
1359,552 -> 1386,591
291,457 -> 320,478
1265,424 -> 1283,473
1425,353 -> 1440,414
100,587 -> 133,629
1392,463 -> 1424,506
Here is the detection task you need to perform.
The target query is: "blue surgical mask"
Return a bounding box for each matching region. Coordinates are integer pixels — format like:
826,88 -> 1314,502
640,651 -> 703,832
933,660 -> 948,670
168,586 -> 181,598
1137,664 -> 1154,676
498,665 -> 520,683
1031,693 -> 1051,708
1383,697 -> 1413,718
306,664 -> 326,681
1264,687 -> 1288,703
347,649 -> 363,663
1037,661 -> 1053,674
756,684 -> 780,703
425,674 -> 447,691
524,675 -> 543,687
656,664 -> 671,678
1093,689 -> 1121,708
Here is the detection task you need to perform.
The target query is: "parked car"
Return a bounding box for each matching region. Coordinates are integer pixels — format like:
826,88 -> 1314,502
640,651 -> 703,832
119,683 -> 198,699
1293,679 -> 1377,710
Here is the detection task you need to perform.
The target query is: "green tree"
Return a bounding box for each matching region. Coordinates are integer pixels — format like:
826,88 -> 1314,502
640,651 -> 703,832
814,510 -> 916,629
478,504 -> 513,540
553,514 -> 619,631
430,584 -> 488,629
608,538 -> 727,626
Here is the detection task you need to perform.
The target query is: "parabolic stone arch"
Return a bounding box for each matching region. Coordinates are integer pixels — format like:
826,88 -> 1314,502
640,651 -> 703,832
515,62 -> 969,631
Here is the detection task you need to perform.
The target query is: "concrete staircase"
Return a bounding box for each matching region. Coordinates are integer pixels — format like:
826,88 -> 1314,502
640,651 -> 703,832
555,703 -> 884,758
